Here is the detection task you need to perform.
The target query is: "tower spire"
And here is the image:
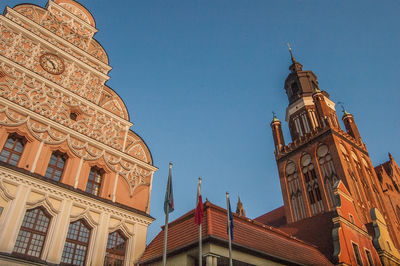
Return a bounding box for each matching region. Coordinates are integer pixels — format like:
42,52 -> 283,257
287,43 -> 296,63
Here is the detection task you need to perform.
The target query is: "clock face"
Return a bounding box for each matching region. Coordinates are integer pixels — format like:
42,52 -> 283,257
40,54 -> 65,75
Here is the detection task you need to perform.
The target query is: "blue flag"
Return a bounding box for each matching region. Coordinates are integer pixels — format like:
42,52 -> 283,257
227,198 -> 234,240
164,163 -> 174,214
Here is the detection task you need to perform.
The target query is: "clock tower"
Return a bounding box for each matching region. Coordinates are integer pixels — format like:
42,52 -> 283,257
270,50 -> 400,263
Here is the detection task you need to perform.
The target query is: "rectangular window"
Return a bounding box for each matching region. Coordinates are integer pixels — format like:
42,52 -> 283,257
352,243 -> 363,266
365,250 -> 374,266
45,152 -> 67,181
0,134 -> 26,166
85,167 -> 103,196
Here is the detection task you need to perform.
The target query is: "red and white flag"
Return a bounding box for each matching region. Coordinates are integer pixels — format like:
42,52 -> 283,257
195,178 -> 203,225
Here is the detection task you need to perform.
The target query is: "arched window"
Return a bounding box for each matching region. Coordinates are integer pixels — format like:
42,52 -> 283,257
13,207 -> 51,258
317,144 -> 338,208
104,230 -> 127,266
0,133 -> 26,166
45,151 -> 68,181
301,153 -> 324,215
362,157 -> 385,212
85,167 -> 104,196
340,144 -> 364,205
396,206 -> 400,222
351,151 -> 367,204
61,219 -> 91,266
286,161 -> 306,221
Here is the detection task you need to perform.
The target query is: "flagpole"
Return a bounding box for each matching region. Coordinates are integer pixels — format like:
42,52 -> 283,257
163,163 -> 173,266
163,203 -> 169,266
226,192 -> 233,266
198,177 -> 202,266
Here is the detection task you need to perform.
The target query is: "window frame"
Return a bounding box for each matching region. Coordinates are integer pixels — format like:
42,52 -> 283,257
364,249 -> 374,266
104,230 -> 128,266
85,166 -> 104,196
60,219 -> 92,266
13,207 -> 52,259
45,151 -> 68,181
0,133 -> 26,166
352,242 -> 364,266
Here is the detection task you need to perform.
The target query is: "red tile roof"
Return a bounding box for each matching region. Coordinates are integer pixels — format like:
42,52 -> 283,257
254,205 -> 287,227
277,212 -> 335,262
254,206 -> 335,262
140,201 -> 332,265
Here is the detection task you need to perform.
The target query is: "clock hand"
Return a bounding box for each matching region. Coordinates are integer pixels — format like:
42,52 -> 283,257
49,60 -> 56,70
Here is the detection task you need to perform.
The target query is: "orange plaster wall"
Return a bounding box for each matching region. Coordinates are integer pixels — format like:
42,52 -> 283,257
115,177 -> 149,212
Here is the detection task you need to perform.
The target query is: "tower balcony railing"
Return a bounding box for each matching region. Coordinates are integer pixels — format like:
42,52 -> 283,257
275,124 -> 367,159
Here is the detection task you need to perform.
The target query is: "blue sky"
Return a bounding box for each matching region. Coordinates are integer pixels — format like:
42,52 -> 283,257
2,0 -> 399,243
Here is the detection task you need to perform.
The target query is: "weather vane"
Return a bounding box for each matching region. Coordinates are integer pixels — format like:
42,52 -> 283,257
337,101 -> 346,112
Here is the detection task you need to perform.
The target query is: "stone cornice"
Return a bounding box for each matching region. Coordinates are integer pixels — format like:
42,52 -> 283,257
332,216 -> 371,238
0,163 -> 154,225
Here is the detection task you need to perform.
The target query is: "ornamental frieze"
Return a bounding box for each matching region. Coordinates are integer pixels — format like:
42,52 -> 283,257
3,8 -> 109,74
0,24 -> 107,104
0,106 -> 152,195
0,62 -> 128,151
8,4 -> 109,65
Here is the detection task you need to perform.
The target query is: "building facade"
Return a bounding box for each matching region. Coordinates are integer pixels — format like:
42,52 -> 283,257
266,51 -> 400,265
142,52 -> 400,265
0,0 -> 157,265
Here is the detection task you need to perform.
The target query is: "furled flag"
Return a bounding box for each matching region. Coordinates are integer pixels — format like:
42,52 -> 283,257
227,195 -> 234,240
195,177 -> 203,225
164,163 -> 174,214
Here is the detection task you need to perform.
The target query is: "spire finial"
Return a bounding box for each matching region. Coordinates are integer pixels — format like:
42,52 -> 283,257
287,42 -> 296,63
271,111 -> 280,123
337,101 -> 350,115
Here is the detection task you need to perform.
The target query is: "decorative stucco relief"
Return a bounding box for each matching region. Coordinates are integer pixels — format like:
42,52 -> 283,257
0,23 -> 106,103
0,105 -> 152,195
0,63 -> 128,151
57,2 -> 92,25
4,7 -> 108,73
0,20 -> 127,118
11,4 -> 109,65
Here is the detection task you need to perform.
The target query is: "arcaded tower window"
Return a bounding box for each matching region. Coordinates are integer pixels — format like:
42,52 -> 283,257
301,153 -> 324,215
0,133 -> 26,166
104,230 -> 127,265
45,151 -> 68,181
286,161 -> 306,221
85,167 -> 104,196
61,219 -> 91,266
13,207 -> 51,258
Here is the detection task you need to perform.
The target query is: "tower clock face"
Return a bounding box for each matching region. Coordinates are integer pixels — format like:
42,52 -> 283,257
40,54 -> 65,75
